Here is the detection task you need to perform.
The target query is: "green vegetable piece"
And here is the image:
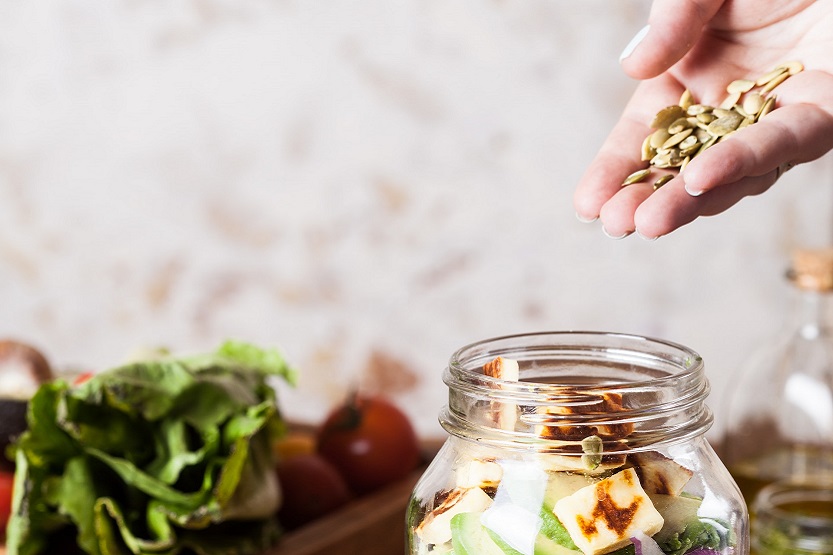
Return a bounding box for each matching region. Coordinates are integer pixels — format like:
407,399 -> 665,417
451,512 -> 518,555
538,507 -> 579,550
213,339 -> 298,385
660,519 -> 723,555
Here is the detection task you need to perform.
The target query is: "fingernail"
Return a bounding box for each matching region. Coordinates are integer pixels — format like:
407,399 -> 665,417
620,25 -> 650,62
602,226 -> 632,240
684,183 -> 704,197
636,229 -> 658,241
576,212 -> 598,223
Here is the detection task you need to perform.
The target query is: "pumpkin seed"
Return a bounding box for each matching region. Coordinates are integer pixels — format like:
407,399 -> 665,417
707,112 -> 743,137
641,135 -> 655,161
668,117 -> 694,134
662,128 -> 694,149
720,91 -> 741,110
727,79 -> 755,94
756,67 -> 787,87
654,174 -> 674,189
742,92 -> 765,116
623,168 -> 651,185
636,61 -> 803,191
761,71 -> 790,93
679,89 -> 694,110
651,105 -> 686,129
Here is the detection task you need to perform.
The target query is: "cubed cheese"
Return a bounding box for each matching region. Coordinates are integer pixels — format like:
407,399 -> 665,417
415,487 -> 493,545
553,468 -> 664,555
630,451 -> 694,496
483,356 -> 520,430
455,459 -> 503,489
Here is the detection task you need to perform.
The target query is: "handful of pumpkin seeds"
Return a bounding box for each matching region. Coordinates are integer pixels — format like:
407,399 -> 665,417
623,61 -> 804,190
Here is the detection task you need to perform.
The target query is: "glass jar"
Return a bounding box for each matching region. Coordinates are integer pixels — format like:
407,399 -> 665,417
407,332 -> 748,555
721,248 -> 833,508
751,480 -> 833,555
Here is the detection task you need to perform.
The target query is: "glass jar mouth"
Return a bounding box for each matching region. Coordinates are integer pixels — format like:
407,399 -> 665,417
441,331 -> 712,453
449,330 -> 704,392
753,480 -> 833,552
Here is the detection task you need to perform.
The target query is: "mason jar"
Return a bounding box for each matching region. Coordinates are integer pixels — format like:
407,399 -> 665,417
407,332 -> 749,555
751,480 -> 833,555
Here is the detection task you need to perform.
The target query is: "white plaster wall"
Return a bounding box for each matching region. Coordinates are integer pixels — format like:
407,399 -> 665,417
1,0 -> 832,441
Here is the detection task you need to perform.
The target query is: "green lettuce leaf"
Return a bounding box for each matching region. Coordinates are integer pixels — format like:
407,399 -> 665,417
5,340 -> 295,555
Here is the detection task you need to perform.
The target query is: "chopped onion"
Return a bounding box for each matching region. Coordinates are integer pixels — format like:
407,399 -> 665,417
630,531 -> 665,555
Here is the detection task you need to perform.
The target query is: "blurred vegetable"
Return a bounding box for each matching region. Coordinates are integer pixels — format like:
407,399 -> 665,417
0,469 -> 13,531
5,340 -> 296,555
317,394 -> 420,494
276,453 -> 351,530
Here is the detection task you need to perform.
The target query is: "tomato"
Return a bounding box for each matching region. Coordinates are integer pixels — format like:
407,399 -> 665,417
0,469 -> 14,531
316,395 -> 420,494
276,453 -> 352,530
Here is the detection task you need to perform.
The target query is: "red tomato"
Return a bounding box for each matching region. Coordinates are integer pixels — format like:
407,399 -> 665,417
316,395 -> 420,494
0,469 -> 14,531
276,453 -> 352,530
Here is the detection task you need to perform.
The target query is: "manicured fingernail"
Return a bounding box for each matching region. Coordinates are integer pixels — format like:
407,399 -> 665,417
576,212 -> 598,223
620,25 -> 650,62
684,183 -> 704,197
636,229 -> 658,241
602,227 -> 632,240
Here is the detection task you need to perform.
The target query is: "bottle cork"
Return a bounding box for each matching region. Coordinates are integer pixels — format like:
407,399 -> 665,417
790,248 -> 833,291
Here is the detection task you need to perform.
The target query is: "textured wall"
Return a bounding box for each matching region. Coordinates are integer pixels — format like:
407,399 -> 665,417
2,0 -> 832,440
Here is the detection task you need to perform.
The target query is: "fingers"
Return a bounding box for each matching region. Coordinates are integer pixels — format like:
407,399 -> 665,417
620,0 -> 726,80
682,71 -> 833,195
632,171 -> 779,239
574,76 -> 684,221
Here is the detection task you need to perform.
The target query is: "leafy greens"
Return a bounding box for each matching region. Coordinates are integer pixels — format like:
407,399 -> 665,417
5,340 -> 296,555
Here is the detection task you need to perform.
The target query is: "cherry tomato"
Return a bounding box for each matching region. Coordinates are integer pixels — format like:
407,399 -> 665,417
316,395 -> 420,494
0,469 -> 14,531
276,453 -> 352,530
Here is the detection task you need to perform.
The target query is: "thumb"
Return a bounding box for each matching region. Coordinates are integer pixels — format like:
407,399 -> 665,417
619,0 -> 727,79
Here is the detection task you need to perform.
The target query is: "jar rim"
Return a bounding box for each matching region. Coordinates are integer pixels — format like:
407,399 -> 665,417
440,331 -> 712,452
449,331 -> 704,393
753,480 -> 833,551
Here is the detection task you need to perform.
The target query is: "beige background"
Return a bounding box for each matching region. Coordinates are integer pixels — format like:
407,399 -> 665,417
1,0 -> 832,440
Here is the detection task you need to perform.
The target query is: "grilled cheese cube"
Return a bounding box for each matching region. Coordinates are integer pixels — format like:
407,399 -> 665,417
483,356 -> 520,430
553,468 -> 664,555
630,451 -> 694,496
415,487 -> 493,545
455,459 -> 503,489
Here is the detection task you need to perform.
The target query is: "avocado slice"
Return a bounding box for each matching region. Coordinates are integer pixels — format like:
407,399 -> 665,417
451,512 -> 521,555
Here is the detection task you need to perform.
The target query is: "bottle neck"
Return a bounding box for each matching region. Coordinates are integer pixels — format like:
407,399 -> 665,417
792,287 -> 833,338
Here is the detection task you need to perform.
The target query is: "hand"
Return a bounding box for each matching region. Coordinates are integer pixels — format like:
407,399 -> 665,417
573,0 -> 833,239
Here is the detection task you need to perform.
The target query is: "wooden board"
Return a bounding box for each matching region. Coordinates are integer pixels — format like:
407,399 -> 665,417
267,468 -> 423,555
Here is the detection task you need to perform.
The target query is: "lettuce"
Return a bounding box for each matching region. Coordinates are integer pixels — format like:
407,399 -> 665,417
5,340 -> 296,555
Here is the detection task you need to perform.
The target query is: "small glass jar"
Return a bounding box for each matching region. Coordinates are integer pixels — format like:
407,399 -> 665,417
407,332 -> 749,555
751,480 -> 833,555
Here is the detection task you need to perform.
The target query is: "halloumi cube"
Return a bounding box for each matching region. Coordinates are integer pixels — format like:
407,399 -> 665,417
553,468 -> 664,555
415,486 -> 493,545
455,458 -> 503,489
630,451 -> 694,496
483,356 -> 520,430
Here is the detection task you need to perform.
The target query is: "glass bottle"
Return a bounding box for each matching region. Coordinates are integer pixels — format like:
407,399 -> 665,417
407,331 -> 748,555
751,480 -> 833,555
721,248 -> 833,509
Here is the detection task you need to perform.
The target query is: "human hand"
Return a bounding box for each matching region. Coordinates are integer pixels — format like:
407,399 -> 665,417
574,0 -> 833,239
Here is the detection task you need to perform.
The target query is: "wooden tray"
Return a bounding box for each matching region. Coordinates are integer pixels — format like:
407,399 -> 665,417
268,467 -> 424,555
